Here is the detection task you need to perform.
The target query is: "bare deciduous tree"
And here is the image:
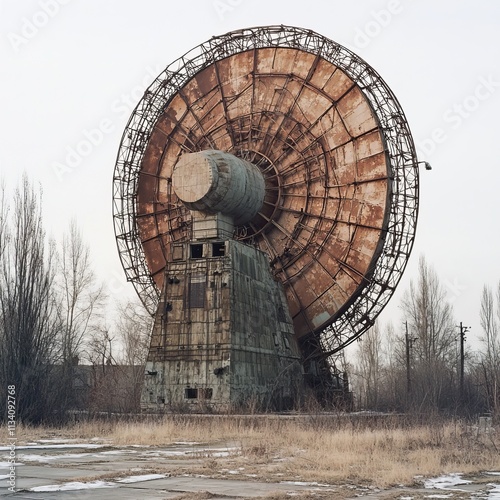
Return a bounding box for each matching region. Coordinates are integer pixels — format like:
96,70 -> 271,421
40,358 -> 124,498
116,298 -> 152,366
85,299 -> 152,413
355,322 -> 383,409
84,305 -> 152,414
379,322 -> 408,410
0,176 -> 62,422
0,182 -> 7,260
56,220 -> 105,411
400,255 -> 458,410
58,221 -> 105,363
87,325 -> 115,369
478,283 -> 500,413
402,256 -> 457,365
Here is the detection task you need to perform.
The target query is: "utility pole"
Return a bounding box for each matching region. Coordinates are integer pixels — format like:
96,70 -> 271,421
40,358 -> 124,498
458,322 -> 470,400
405,322 -> 418,393
405,321 -> 418,409
405,321 -> 411,395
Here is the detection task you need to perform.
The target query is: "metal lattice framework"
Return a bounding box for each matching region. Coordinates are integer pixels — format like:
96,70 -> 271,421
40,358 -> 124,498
112,25 -> 419,356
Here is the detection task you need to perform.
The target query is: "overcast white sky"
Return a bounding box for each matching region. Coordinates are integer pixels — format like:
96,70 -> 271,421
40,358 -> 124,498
1,0 -> 499,351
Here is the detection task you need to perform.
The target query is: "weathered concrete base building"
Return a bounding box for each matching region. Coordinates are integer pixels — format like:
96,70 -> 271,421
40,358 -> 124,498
141,151 -> 304,412
142,239 -> 303,411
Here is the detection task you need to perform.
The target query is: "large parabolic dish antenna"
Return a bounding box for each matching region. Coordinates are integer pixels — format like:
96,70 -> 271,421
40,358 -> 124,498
113,25 -> 419,358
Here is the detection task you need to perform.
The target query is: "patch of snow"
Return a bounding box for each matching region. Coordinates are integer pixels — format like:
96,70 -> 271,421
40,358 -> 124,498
0,474 -> 11,480
173,441 -> 200,445
0,461 -> 23,467
141,450 -> 187,457
424,473 -> 472,490
0,443 -> 104,451
19,448 -> 138,461
190,446 -> 240,457
425,494 -> 453,499
487,483 -> 500,499
280,481 -> 331,487
17,453 -> 91,462
99,450 -> 138,456
30,480 -> 116,492
37,439 -> 80,444
487,472 -> 500,476
116,474 -> 166,483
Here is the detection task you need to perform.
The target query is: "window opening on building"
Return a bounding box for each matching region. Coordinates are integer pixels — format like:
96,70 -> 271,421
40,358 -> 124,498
185,388 -> 198,399
190,244 -> 203,259
212,242 -> 225,257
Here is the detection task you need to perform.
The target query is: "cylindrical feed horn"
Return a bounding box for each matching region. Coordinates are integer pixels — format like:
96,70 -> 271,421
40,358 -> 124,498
172,150 -> 265,226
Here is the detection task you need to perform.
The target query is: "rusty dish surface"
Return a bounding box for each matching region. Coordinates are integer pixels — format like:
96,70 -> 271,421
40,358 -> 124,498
113,26 -> 419,353
136,47 -> 389,338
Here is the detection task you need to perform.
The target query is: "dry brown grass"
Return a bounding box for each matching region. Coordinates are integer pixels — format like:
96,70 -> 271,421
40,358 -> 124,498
5,415 -> 499,488
170,493 -> 221,500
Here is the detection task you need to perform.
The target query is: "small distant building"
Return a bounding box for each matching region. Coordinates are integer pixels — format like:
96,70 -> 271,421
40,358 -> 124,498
59,364 -> 144,413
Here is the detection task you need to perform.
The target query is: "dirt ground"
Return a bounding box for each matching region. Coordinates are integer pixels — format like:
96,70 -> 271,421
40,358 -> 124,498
2,439 -> 500,499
